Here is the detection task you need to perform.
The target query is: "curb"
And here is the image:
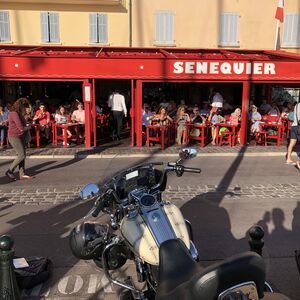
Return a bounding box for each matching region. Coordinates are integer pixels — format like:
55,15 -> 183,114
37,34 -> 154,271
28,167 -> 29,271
0,152 -> 288,159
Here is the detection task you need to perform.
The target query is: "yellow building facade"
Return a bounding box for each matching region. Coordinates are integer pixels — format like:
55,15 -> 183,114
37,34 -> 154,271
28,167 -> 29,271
0,0 -> 299,51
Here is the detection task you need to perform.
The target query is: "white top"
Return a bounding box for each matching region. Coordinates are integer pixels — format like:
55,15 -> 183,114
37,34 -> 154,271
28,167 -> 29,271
292,103 -> 300,126
212,92 -> 223,108
55,114 -> 68,124
108,92 -> 127,116
72,110 -> 85,124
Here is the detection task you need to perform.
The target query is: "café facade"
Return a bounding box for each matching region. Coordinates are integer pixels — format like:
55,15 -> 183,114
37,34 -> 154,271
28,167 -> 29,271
0,45 -> 300,148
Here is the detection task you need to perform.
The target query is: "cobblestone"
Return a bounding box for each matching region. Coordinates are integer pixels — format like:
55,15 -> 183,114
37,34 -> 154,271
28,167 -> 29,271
1,183 -> 300,205
0,142 -> 297,158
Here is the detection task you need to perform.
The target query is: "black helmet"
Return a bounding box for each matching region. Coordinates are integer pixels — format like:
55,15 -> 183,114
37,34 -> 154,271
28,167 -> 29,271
69,222 -> 109,260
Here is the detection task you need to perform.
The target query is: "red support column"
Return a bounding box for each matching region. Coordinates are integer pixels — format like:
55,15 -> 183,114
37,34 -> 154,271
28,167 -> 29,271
265,84 -> 272,103
240,81 -> 250,146
135,80 -> 143,147
83,80 -> 91,148
91,79 -> 97,147
130,80 -> 136,146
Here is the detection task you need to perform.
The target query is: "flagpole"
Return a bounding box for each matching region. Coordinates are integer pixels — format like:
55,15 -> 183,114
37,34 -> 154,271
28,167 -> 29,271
274,19 -> 280,50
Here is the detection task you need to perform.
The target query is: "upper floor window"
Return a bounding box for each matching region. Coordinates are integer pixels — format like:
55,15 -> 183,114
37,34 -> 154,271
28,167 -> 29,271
282,14 -> 300,47
0,11 -> 11,42
154,11 -> 174,45
219,13 -> 239,47
40,12 -> 60,43
89,13 -> 108,44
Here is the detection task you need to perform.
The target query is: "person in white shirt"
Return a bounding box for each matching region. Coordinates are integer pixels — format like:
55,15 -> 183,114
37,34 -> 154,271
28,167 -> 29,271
108,89 -> 127,141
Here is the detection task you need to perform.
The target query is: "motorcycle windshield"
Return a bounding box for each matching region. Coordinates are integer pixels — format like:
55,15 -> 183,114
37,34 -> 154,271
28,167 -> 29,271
102,164 -> 163,200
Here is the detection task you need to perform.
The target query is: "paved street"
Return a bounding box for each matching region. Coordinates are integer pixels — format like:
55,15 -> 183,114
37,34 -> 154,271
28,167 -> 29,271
1,154 -> 300,299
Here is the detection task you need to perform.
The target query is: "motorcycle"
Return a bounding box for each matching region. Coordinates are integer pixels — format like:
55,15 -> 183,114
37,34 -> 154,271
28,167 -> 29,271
69,148 -> 290,300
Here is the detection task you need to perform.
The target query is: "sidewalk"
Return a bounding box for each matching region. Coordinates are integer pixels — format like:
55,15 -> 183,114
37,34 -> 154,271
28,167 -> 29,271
0,139 -> 294,159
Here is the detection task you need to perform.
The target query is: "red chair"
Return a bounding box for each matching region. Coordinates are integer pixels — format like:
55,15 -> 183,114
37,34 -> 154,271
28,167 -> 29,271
145,124 -> 172,150
219,128 -> 233,147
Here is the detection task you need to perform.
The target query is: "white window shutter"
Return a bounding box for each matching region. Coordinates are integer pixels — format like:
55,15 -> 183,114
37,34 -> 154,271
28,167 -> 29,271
49,12 -> 59,43
219,13 -> 239,46
41,12 -> 49,42
282,14 -> 300,47
89,13 -> 98,43
98,14 -> 108,43
155,11 -> 174,44
0,11 -> 11,42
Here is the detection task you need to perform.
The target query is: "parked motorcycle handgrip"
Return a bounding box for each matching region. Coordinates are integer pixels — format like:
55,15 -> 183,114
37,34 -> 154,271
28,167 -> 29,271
182,166 -> 201,173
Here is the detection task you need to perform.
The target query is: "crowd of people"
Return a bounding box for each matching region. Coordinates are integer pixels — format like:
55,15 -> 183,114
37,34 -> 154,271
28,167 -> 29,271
0,98 -> 86,149
142,89 -> 297,146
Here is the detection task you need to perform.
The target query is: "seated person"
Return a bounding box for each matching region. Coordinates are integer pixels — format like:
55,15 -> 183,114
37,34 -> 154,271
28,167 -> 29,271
259,99 -> 272,115
33,103 -> 50,140
142,103 -> 153,133
209,109 -> 225,145
23,106 -> 34,147
250,105 -> 262,134
0,104 -> 9,149
149,106 -> 173,126
71,102 -> 85,139
55,106 -> 72,143
176,105 -> 190,145
230,108 -> 241,126
190,106 -> 206,124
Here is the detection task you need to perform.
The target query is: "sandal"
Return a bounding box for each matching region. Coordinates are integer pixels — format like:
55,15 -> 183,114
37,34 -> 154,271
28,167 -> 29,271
296,161 -> 300,170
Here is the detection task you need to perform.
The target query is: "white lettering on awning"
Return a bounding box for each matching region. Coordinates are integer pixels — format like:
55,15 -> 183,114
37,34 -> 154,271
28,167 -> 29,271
173,61 -> 276,75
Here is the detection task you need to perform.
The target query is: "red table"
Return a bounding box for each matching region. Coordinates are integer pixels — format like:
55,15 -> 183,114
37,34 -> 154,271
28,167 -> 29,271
145,124 -> 173,150
54,123 -> 81,148
30,123 -> 41,148
259,122 -> 284,146
215,123 -> 239,146
186,123 -> 208,147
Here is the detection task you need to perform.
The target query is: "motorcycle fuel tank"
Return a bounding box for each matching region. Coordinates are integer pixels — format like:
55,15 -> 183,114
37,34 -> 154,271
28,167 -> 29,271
120,203 -> 190,265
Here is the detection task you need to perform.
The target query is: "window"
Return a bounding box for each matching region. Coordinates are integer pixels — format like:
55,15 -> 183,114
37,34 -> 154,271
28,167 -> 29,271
89,13 -> 108,44
0,11 -> 11,42
282,14 -> 300,47
219,13 -> 239,47
154,11 -> 174,45
40,12 -> 60,43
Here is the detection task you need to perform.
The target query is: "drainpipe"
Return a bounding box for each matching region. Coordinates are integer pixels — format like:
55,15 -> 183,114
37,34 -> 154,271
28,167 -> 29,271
129,0 -> 132,47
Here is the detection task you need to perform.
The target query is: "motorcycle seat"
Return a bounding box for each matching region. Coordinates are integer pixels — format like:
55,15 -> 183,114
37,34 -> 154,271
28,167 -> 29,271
156,239 -> 269,300
156,239 -> 202,300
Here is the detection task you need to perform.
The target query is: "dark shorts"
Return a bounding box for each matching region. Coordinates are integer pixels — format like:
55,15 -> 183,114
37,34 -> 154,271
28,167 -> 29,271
290,126 -> 300,141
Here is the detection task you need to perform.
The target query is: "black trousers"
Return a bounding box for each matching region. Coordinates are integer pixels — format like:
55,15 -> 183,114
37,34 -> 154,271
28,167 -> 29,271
112,111 -> 123,138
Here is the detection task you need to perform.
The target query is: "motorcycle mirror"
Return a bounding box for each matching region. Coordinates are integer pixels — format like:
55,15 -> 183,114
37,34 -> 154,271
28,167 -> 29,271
179,148 -> 197,160
80,183 -> 100,200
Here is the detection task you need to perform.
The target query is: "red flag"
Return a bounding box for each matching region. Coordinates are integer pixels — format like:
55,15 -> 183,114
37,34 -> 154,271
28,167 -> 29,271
275,0 -> 284,22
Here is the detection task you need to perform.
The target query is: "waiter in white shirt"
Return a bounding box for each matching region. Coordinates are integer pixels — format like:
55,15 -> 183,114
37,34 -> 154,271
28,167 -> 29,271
108,89 -> 127,141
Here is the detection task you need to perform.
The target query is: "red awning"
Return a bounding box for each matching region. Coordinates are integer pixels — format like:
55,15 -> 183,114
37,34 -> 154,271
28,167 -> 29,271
0,45 -> 300,82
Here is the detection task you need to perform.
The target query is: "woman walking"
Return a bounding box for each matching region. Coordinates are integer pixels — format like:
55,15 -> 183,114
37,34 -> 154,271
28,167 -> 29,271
5,98 -> 33,181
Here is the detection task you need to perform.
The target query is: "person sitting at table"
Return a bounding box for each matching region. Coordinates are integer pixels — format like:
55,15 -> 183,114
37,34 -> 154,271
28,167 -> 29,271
71,102 -> 85,140
149,106 -> 173,126
176,105 -> 190,145
0,104 -> 9,149
250,105 -> 262,134
209,108 -> 225,145
259,99 -> 272,115
55,105 -> 72,145
33,103 -> 50,141
189,105 -> 205,138
23,105 -> 34,148
142,103 -> 153,133
230,108 -> 241,126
